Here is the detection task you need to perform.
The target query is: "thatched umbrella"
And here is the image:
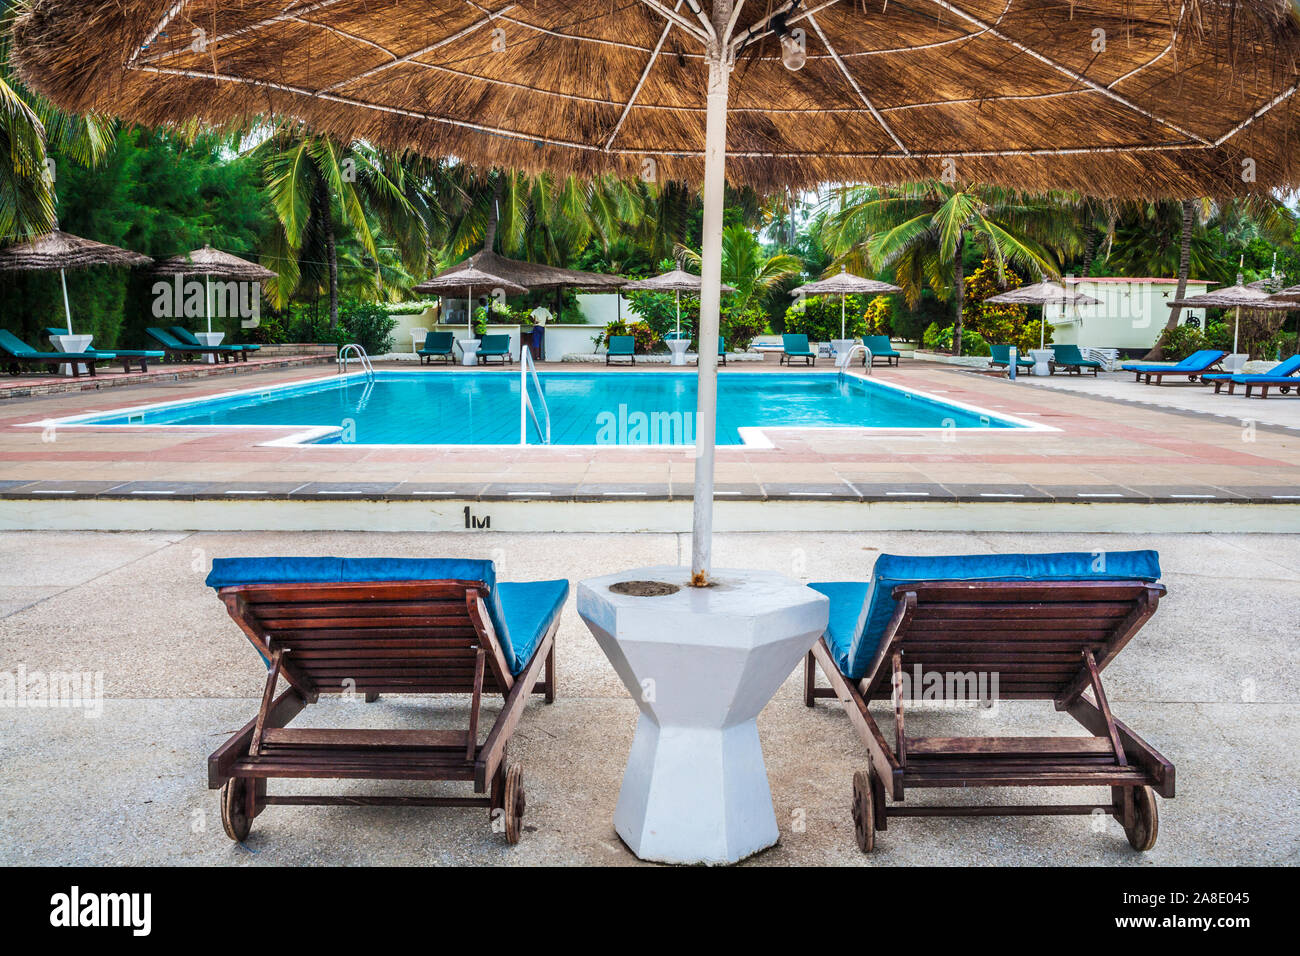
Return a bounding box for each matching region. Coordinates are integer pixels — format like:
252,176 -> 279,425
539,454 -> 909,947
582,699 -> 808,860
622,269 -> 736,337
1168,275 -> 1291,354
790,267 -> 900,340
415,266 -> 527,342
985,281 -> 1101,350
16,1 -> 1300,583
152,244 -> 276,333
0,228 -> 152,333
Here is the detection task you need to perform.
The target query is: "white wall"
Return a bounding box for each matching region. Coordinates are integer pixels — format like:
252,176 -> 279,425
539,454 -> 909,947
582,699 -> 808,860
1046,279 -> 1210,351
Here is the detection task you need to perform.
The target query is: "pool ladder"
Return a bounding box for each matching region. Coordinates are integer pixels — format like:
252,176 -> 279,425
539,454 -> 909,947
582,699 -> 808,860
520,345 -> 551,444
838,344 -> 872,384
338,343 -> 375,383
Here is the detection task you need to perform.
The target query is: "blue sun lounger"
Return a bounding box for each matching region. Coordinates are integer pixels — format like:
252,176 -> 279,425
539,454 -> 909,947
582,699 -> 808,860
804,551 -> 1173,853
1203,354 -> 1300,396
861,335 -> 901,366
204,556 -> 568,846
1121,349 -> 1226,385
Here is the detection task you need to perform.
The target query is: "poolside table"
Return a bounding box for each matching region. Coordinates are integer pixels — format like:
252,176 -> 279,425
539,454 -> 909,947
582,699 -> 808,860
1029,348 -> 1054,376
459,337 -> 479,366
196,331 -> 225,364
577,566 -> 828,865
49,333 -> 93,376
666,337 -> 691,366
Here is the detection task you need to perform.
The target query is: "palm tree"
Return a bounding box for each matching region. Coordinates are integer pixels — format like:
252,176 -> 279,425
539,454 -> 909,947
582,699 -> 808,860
252,127 -> 430,323
677,223 -> 801,310
821,182 -> 1077,355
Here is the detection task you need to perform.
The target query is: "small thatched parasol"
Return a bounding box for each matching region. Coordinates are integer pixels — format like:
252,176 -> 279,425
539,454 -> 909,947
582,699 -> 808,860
152,244 -> 276,332
441,249 -> 625,294
791,267 -> 901,340
18,1 -> 1300,583
623,269 -> 736,337
985,281 -> 1101,349
1170,275 -> 1291,354
0,227 -> 152,333
415,266 -> 527,341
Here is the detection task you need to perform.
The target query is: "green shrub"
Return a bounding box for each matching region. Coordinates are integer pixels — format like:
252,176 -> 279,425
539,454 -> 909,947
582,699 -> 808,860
1153,324 -> 1208,361
339,300 -> 397,355
784,295 -> 868,341
961,330 -> 991,357
922,321 -> 953,351
597,320 -> 656,353
720,308 -> 764,352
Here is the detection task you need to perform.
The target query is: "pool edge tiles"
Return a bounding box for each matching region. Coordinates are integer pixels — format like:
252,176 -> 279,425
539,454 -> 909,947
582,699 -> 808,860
22,368 -> 1055,447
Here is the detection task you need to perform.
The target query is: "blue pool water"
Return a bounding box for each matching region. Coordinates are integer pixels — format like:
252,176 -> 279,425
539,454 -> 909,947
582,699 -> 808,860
73,371 -> 1023,445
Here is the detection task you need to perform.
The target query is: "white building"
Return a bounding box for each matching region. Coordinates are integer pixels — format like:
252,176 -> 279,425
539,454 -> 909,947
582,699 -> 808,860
1046,277 -> 1211,354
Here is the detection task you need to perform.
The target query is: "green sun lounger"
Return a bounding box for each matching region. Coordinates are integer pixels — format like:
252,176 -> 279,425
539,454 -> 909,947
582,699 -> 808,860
146,327 -> 236,363
42,328 -> 162,373
989,344 -> 1033,370
780,333 -> 815,366
606,335 -> 635,365
1203,354 -> 1300,395
476,333 -> 512,365
1049,344 -> 1102,376
861,335 -> 900,366
418,330 -> 456,364
1120,349 -> 1226,385
717,336 -> 727,366
0,329 -> 114,377
169,326 -> 260,361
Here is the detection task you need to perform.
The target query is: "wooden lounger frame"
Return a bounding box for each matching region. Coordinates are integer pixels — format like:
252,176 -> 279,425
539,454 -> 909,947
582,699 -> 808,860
804,579 -> 1173,852
208,578 -> 558,845
1242,380 -> 1297,398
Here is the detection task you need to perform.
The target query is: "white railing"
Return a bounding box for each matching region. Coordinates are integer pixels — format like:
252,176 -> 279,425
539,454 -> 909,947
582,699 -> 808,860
838,344 -> 872,384
519,345 -> 551,445
338,343 -> 374,382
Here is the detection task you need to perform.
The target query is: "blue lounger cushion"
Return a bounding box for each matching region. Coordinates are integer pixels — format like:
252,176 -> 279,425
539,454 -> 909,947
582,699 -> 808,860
809,550 -> 1161,680
1211,355 -> 1300,383
1122,349 -> 1224,373
205,557 -> 567,675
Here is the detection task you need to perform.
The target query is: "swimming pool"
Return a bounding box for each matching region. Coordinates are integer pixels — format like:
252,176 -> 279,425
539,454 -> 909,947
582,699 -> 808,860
52,370 -> 1037,445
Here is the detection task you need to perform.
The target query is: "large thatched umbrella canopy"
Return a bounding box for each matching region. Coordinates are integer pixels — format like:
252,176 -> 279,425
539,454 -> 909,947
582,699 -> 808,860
16,0 -> 1300,582
153,244 -> 277,332
791,267 -> 901,340
414,265 -> 527,339
0,228 -> 153,333
1167,275 -> 1294,353
623,269 -> 736,336
985,280 -> 1101,349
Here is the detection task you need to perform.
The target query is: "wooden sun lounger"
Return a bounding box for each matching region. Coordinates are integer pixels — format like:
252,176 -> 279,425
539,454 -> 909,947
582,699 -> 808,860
206,560 -> 565,845
805,570 -> 1172,853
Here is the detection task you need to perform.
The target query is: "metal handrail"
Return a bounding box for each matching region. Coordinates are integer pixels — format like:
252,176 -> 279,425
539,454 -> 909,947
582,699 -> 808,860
338,343 -> 374,382
838,344 -> 872,383
519,345 -> 551,445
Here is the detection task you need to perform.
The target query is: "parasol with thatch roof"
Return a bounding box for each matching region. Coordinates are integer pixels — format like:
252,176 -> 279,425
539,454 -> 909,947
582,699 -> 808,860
1166,275 -> 1294,355
415,265 -> 527,342
790,267 -> 901,340
152,244 -> 276,333
985,281 -> 1101,350
0,227 -> 152,333
623,268 -> 736,337
16,1 -> 1300,583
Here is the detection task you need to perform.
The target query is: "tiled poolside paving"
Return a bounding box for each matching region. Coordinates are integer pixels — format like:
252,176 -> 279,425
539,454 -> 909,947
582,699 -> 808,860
0,529 -> 1296,866
1,361 -> 1297,517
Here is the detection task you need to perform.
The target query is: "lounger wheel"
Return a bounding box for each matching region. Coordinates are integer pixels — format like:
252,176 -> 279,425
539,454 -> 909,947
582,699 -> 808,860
220,778 -> 253,842
851,769 -> 876,853
503,764 -> 526,845
1124,786 -> 1159,852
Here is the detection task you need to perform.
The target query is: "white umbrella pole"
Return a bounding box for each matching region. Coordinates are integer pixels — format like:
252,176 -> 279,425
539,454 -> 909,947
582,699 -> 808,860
205,273 -> 213,334
467,285 -> 473,339
1234,306 -> 1240,355
840,293 -> 846,340
675,289 -> 681,337
691,52 -> 730,584
1040,305 -> 1045,350
59,268 -> 72,333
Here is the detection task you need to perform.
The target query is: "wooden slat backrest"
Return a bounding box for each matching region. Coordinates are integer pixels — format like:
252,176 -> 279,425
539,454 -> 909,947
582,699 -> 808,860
218,579 -> 509,696
861,580 -> 1164,701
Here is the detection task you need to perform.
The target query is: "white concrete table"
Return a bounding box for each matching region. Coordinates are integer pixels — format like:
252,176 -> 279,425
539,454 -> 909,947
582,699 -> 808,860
458,338 -> 480,366
1029,348 -> 1054,376
195,331 -> 225,364
831,338 -> 857,367
577,566 -> 828,865
666,338 -> 691,366
49,333 -> 93,376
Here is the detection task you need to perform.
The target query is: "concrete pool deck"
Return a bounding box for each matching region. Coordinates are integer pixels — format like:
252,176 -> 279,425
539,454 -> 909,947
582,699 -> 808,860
0,360 -> 1297,531
1,529 -> 1295,866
